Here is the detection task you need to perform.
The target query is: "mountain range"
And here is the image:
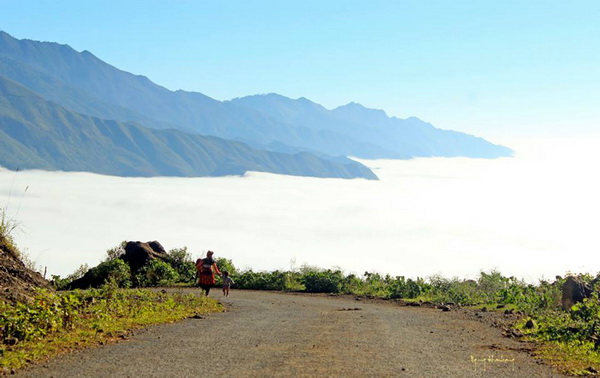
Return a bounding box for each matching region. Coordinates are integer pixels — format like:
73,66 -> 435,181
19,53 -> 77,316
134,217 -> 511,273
0,31 -> 512,180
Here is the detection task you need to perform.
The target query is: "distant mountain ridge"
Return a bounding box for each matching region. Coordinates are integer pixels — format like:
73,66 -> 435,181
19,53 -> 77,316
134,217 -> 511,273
0,75 -> 377,179
0,31 -> 511,179
229,94 -> 511,159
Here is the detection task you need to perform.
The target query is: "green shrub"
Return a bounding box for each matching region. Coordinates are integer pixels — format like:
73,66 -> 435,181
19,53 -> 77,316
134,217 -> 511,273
529,295 -> 600,348
136,260 -> 179,287
235,270 -> 287,290
174,261 -> 197,284
101,259 -> 131,287
341,274 -> 364,294
216,257 -> 237,275
387,276 -> 430,299
301,269 -> 344,293
167,247 -> 196,283
93,259 -> 132,288
360,272 -> 389,297
63,259 -> 132,289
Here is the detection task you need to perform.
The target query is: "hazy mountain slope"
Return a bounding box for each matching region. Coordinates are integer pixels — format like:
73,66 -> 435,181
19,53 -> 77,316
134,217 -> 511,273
0,54 -> 171,130
0,31 -> 216,131
230,94 -> 513,158
0,32 -> 362,150
0,31 -> 511,160
330,102 -> 512,158
0,32 -> 390,158
0,76 -> 377,179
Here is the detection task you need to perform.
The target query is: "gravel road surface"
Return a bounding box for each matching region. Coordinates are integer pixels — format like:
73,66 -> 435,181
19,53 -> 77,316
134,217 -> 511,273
17,289 -> 564,377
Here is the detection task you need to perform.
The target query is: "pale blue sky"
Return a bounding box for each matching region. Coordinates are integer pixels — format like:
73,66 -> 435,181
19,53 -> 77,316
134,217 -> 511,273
1,0 -> 599,142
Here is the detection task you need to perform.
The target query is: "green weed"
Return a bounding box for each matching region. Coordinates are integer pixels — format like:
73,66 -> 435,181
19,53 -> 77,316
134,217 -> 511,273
0,285 -> 222,370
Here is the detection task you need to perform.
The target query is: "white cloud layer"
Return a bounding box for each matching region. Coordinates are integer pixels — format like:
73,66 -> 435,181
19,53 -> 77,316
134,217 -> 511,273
2,137 -> 600,282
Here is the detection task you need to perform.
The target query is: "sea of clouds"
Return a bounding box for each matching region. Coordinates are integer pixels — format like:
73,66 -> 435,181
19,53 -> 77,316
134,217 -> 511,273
2,137 -> 599,282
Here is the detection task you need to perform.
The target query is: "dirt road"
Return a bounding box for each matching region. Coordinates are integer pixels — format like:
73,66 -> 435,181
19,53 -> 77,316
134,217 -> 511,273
17,290 -> 564,377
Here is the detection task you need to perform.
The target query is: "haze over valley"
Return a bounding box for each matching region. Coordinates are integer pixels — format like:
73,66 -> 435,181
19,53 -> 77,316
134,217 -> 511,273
2,136 -> 599,281
1,1 -> 599,281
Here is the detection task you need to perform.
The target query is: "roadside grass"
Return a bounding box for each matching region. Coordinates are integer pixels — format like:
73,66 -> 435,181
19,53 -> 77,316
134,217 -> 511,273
0,284 -> 222,371
534,341 -> 600,376
511,316 -> 600,375
0,207 -> 19,257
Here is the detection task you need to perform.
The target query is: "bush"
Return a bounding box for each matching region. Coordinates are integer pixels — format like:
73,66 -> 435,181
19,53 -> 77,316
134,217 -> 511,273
341,274 -> 364,294
87,259 -> 132,288
360,272 -> 389,297
301,269 -> 344,293
167,247 -> 196,284
63,259 -> 132,289
234,269 -> 304,291
136,260 -> 179,287
216,257 -> 238,276
235,270 -> 286,290
387,276 -> 429,299
97,259 -> 132,287
477,270 -> 509,303
531,294 -> 600,347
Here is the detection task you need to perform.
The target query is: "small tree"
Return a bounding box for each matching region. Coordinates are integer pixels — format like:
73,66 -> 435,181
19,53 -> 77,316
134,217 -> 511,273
105,241 -> 127,261
69,263 -> 90,281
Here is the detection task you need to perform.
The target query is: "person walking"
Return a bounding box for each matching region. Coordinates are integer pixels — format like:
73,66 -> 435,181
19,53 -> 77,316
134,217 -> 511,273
222,271 -> 235,297
195,250 -> 221,296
